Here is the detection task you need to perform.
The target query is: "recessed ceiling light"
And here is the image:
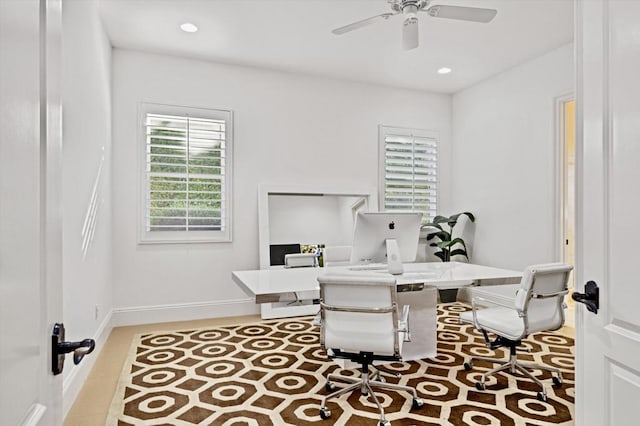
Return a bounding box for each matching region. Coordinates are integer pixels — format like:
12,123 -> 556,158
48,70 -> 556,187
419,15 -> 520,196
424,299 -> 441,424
437,67 -> 452,75
180,22 -> 198,33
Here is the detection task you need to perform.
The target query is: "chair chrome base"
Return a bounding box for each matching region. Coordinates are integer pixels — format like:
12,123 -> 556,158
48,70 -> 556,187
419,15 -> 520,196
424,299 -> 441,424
464,344 -> 563,402
320,365 -> 423,424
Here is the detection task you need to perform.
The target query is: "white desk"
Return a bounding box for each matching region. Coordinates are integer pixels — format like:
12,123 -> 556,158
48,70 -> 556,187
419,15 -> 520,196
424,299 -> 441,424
232,262 -> 520,302
232,262 -> 521,360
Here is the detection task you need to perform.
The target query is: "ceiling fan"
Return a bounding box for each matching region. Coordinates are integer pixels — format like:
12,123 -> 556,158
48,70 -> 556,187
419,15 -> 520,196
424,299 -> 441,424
332,0 -> 498,50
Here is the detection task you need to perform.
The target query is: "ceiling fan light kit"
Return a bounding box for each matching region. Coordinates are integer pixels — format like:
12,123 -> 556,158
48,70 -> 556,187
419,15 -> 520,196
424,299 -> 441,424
332,0 -> 497,50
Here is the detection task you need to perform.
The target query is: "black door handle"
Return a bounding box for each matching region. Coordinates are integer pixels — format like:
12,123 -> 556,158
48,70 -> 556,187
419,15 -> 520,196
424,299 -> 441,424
572,280 -> 599,315
58,339 -> 96,364
52,323 -> 96,375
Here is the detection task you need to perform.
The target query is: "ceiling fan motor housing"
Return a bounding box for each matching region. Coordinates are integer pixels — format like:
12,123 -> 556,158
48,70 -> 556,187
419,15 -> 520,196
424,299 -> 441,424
389,0 -> 429,14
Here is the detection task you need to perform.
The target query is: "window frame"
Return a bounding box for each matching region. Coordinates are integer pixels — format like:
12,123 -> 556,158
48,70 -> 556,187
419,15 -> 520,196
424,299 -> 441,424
378,125 -> 438,224
138,102 -> 233,244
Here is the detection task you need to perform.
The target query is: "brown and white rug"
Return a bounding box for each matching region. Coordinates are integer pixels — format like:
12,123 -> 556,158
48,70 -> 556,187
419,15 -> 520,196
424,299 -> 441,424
107,304 -> 574,425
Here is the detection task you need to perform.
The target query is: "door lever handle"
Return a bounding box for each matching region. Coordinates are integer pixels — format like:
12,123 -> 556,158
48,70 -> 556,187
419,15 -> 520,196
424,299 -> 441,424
51,323 -> 96,375
572,280 -> 599,314
57,338 -> 96,365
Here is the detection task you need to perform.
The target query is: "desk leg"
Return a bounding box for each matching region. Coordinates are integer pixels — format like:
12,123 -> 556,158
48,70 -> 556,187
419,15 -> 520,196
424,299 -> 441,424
397,287 -> 437,361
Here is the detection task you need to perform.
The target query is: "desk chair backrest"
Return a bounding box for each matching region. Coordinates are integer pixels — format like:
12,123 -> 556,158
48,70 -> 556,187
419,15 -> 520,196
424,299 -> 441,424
514,263 -> 573,335
318,273 -> 399,357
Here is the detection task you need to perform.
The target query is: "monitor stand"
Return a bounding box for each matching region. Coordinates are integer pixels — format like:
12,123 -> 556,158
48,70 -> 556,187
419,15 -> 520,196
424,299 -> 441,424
385,239 -> 404,275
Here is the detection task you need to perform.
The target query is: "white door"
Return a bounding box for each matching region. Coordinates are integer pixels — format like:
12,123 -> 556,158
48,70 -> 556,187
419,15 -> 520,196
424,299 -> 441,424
0,0 -> 63,424
575,0 -> 640,424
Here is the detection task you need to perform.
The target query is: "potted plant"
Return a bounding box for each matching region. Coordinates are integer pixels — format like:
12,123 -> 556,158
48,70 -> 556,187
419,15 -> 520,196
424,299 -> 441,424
422,212 -> 475,302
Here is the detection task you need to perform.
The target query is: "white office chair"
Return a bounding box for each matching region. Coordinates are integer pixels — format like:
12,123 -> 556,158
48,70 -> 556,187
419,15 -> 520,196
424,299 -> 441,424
459,263 -> 573,402
317,272 -> 423,426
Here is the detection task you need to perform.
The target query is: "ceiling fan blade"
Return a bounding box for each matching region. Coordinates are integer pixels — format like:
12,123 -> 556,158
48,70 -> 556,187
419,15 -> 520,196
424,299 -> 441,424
426,5 -> 497,23
332,12 -> 396,35
402,16 -> 419,50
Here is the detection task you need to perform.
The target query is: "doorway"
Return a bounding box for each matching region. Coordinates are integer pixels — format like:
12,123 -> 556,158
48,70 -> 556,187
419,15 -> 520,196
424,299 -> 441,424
559,98 -> 575,326
562,100 -> 576,283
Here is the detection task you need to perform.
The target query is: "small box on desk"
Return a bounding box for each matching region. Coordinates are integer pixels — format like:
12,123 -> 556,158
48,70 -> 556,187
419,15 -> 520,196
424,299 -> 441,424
284,253 -> 316,268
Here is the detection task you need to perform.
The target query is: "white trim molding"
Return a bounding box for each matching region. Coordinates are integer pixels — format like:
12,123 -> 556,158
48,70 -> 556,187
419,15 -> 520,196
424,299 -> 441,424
62,298 -> 258,420
553,92 -> 575,263
62,310 -> 113,419
20,404 -> 46,426
111,298 -> 258,327
137,102 -> 234,244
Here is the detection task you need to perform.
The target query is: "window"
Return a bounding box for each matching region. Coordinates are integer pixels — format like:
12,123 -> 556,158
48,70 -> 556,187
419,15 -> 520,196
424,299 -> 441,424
139,103 -> 232,243
379,126 -> 437,224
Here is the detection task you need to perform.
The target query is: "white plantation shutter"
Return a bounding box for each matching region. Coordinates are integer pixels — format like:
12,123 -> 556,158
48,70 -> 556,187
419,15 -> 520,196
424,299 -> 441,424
140,103 -> 232,243
379,126 -> 437,223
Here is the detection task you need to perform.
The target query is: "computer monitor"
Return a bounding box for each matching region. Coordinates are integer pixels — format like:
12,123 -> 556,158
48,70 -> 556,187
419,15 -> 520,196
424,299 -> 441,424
349,212 -> 422,274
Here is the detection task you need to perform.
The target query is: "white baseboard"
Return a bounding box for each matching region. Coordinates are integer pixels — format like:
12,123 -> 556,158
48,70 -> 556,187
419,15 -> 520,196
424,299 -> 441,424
62,309 -> 113,419
111,298 -> 259,327
20,403 -> 46,426
61,298 -> 258,420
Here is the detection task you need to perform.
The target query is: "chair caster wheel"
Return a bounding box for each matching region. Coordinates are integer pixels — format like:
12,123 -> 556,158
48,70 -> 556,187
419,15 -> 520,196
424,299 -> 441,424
325,382 -> 336,392
463,362 -> 473,371
319,408 -> 331,419
475,382 -> 485,391
412,397 -> 424,409
379,421 -> 391,426
537,392 -> 547,402
552,376 -> 562,387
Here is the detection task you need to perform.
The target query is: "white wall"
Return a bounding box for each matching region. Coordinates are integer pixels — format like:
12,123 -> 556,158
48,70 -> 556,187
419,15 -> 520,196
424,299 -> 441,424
61,0 -> 112,415
111,49 -> 451,322
451,43 -> 574,270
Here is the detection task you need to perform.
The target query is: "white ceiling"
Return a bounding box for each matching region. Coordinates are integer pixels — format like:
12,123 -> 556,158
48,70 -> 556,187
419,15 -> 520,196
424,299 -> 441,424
99,0 -> 573,94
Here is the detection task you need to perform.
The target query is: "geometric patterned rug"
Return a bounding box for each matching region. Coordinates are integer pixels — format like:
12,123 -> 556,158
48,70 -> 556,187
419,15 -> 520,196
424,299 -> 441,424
106,303 -> 574,425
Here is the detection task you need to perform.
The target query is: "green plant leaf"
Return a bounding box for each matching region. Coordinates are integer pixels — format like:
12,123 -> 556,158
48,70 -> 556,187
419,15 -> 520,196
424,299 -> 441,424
427,211 -> 474,262
449,237 -> 467,248
436,237 -> 466,249
462,211 -> 476,222
427,231 -> 449,242
451,212 -> 474,222
432,215 -> 449,224
450,248 -> 469,259
447,212 -> 475,228
423,225 -> 443,239
422,222 -> 443,229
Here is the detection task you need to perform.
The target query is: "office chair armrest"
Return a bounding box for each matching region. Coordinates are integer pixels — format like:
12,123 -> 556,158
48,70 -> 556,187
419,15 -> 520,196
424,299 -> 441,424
320,302 -> 395,314
531,289 -> 569,299
471,296 -> 522,328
